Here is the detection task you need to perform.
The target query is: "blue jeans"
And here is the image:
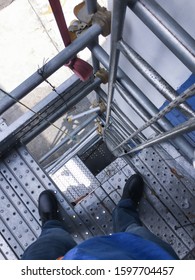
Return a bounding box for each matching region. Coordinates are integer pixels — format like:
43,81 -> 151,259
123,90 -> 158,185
112,199 -> 179,259
21,199 -> 178,259
21,220 -> 77,260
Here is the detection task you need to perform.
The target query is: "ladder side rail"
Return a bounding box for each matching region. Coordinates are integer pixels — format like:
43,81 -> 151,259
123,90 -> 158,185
118,39 -> 195,118
119,117 -> 195,156
112,85 -> 195,152
90,44 -> 194,161
106,0 -> 128,125
128,0 -> 195,73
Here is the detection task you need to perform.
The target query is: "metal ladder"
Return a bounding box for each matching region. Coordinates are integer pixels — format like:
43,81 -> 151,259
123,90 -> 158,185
0,0 -> 195,259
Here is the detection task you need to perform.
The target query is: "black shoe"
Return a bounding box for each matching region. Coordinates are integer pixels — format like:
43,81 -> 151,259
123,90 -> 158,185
121,174 -> 144,204
38,190 -> 59,225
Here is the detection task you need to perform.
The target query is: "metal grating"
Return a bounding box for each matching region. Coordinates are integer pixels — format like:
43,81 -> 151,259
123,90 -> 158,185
79,140 -> 116,176
50,155 -> 100,204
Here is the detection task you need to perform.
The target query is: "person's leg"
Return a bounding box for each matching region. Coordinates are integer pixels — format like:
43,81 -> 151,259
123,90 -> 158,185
124,222 -> 178,258
112,198 -> 142,232
21,220 -> 77,260
112,174 -> 144,232
21,189 -> 77,260
112,174 -> 179,259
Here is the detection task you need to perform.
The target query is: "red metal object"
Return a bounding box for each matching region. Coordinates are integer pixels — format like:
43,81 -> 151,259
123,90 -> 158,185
49,0 -> 93,81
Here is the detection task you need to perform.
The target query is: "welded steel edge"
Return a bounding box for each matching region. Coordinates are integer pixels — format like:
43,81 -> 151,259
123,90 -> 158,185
118,39 -> 195,117
106,0 -> 127,125
0,23 -> 102,115
119,117 -> 195,156
127,0 -> 195,73
39,113 -> 98,163
113,84 -> 195,151
47,127 -> 99,174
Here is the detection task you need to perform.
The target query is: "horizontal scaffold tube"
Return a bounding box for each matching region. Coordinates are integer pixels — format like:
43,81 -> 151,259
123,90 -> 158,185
0,23 -> 102,115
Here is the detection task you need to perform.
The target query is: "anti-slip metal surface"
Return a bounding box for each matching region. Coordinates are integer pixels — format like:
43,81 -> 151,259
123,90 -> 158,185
0,144 -> 195,259
0,147 -> 97,259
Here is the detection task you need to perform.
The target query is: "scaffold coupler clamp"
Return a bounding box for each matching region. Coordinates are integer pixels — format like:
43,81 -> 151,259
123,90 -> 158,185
73,2 -> 111,37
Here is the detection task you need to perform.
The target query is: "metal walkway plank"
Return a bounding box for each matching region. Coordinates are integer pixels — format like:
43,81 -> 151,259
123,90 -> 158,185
139,199 -> 190,259
126,145 -> 195,259
0,233 -> 18,260
0,219 -> 24,259
0,144 -> 194,259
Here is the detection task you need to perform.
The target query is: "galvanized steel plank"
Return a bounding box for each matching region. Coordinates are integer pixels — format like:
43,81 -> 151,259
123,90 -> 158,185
139,199 -> 189,259
137,148 -> 195,224
0,233 -> 18,260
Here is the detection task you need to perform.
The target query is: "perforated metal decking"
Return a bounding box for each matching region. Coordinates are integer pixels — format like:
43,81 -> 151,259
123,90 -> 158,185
0,143 -> 195,260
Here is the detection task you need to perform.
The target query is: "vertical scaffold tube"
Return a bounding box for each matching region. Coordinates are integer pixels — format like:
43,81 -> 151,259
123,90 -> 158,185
106,0 -> 127,125
85,0 -> 100,72
85,0 -> 97,14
